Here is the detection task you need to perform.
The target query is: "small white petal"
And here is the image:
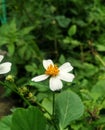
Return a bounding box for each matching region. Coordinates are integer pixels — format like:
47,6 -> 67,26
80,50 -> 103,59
32,74 -> 49,82
49,77 -> 63,91
0,55 -> 4,62
0,62 -> 12,74
43,59 -> 54,70
59,62 -> 73,72
58,72 -> 75,82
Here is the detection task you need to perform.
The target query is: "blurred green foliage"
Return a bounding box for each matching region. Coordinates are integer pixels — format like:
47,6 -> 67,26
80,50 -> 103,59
0,0 -> 105,129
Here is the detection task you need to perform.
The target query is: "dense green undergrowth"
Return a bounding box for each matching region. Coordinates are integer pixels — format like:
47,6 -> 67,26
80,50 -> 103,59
0,0 -> 105,129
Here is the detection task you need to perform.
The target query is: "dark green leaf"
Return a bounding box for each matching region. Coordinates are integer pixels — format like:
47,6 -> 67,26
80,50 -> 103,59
11,106 -> 47,130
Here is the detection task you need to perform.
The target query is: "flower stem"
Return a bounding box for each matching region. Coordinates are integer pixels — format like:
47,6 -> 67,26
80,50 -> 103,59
52,92 -> 55,118
52,92 -> 60,130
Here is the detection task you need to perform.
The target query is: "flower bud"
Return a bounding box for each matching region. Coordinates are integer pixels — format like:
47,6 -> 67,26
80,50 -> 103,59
5,75 -> 14,82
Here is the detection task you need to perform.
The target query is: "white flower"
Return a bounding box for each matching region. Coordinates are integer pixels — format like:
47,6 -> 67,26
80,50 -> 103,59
0,55 -> 12,74
32,59 -> 75,91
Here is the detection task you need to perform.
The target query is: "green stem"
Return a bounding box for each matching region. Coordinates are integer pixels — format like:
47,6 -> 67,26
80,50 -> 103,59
52,92 -> 55,118
52,92 -> 59,130
95,53 -> 105,67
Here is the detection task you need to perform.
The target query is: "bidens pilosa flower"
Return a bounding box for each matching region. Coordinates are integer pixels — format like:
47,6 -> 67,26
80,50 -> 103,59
0,55 -> 12,74
32,59 -> 74,91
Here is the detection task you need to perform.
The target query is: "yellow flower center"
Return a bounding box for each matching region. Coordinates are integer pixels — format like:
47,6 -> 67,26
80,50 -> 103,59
45,64 -> 59,76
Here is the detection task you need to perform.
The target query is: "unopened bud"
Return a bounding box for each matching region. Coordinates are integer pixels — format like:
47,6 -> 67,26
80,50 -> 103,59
5,75 -> 14,82
28,92 -> 33,98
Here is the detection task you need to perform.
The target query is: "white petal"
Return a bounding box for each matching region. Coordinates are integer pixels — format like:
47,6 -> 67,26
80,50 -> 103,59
59,62 -> 73,72
32,74 -> 49,82
0,62 -> 12,74
0,55 -> 4,62
49,77 -> 63,91
58,72 -> 75,82
43,59 -> 54,70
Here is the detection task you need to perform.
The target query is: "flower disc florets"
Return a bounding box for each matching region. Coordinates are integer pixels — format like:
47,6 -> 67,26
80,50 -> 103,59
45,64 -> 59,76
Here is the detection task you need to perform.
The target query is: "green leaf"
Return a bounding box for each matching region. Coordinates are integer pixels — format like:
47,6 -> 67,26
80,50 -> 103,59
55,90 -> 84,129
0,37 -> 9,46
25,64 -> 37,73
29,81 -> 49,92
0,115 -> 12,130
94,116 -> 105,125
55,16 -> 71,28
18,45 -> 27,58
91,80 -> 105,96
42,98 -> 52,115
96,44 -> 105,51
68,25 -> 77,36
46,123 -> 55,130
59,55 -> 66,64
20,26 -> 34,35
7,43 -> 15,56
63,37 -> 71,44
11,106 -> 47,130
9,19 -> 17,33
81,63 -> 98,77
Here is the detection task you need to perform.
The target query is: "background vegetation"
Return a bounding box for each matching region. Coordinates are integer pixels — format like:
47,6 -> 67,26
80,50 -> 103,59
0,0 -> 105,129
